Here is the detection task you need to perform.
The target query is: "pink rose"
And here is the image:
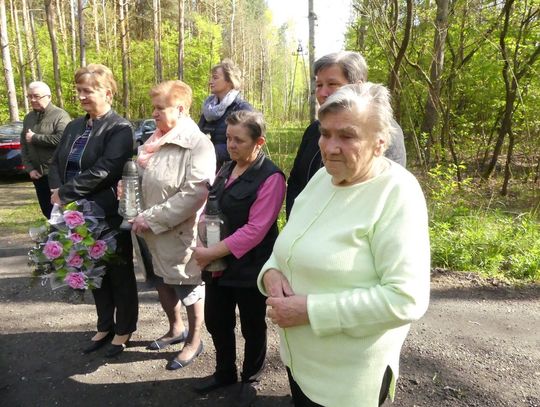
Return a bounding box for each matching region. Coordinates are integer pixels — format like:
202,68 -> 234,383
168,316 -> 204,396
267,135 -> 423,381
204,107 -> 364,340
64,272 -> 87,290
69,232 -> 84,243
43,241 -> 64,260
89,240 -> 107,259
67,252 -> 84,268
63,210 -> 85,229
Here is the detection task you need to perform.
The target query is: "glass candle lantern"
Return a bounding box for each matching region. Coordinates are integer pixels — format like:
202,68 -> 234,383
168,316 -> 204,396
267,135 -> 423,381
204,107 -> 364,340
118,159 -> 142,230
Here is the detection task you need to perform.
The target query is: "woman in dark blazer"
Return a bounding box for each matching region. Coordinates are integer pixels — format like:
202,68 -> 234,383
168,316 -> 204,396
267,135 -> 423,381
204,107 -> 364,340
49,64 -> 138,358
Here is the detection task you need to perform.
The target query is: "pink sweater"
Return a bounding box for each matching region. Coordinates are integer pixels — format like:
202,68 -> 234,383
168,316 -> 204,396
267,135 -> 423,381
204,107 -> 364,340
224,172 -> 286,258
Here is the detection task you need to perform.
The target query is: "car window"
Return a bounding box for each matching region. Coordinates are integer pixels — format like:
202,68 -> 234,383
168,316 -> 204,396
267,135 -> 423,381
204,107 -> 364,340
144,120 -> 156,131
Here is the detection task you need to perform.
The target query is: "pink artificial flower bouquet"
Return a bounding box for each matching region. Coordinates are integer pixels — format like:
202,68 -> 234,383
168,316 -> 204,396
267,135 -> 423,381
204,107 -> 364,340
28,200 -> 117,291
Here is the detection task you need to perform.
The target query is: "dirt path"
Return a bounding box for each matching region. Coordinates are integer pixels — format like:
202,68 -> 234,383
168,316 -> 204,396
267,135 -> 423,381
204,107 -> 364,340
0,179 -> 539,407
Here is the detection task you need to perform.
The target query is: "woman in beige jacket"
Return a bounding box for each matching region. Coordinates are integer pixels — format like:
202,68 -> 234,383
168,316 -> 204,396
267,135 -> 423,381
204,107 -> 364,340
130,80 -> 216,369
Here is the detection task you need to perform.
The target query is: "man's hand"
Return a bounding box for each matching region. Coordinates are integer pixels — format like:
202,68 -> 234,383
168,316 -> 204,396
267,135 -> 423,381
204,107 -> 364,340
50,189 -> 61,205
29,170 -> 42,180
267,295 -> 309,328
25,129 -> 35,143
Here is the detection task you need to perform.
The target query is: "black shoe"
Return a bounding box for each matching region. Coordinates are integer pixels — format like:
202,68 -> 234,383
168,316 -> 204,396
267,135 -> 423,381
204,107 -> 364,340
147,329 -> 189,350
230,383 -> 257,407
82,332 -> 113,354
193,374 -> 237,394
104,335 -> 131,358
166,341 -> 204,370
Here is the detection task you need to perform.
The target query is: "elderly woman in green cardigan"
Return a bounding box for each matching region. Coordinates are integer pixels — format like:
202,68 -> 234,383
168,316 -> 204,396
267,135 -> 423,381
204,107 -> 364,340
258,83 -> 430,407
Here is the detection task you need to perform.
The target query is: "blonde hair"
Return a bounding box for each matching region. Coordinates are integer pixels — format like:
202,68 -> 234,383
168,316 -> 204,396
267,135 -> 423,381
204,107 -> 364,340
212,59 -> 242,90
150,80 -> 193,112
75,64 -> 117,98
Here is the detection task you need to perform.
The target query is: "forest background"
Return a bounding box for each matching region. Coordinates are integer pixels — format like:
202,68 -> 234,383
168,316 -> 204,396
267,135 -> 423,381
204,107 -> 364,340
0,0 -> 539,281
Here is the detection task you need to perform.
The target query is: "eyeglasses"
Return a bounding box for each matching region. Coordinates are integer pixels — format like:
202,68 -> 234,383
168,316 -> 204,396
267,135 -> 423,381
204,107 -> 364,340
27,94 -> 50,101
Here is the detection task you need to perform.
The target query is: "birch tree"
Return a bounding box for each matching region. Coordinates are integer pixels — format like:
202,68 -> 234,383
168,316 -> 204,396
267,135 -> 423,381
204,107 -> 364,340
0,0 -> 18,121
9,0 -> 28,111
44,0 -> 63,107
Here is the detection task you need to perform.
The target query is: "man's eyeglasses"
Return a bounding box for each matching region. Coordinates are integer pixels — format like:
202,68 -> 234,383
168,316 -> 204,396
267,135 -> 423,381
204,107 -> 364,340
27,94 -> 50,101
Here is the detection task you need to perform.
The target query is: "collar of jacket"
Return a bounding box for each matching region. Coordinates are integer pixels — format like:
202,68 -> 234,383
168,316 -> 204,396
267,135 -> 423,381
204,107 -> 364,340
221,151 -> 266,184
157,117 -> 203,150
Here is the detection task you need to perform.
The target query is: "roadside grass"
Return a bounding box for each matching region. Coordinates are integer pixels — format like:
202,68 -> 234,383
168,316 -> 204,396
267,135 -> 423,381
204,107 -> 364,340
425,164 -> 540,282
0,202 -> 43,235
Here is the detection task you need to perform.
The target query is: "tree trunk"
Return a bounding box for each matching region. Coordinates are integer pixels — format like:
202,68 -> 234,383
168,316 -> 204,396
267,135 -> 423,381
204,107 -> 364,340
28,8 -> 42,80
153,0 -> 162,83
356,0 -> 368,51
308,0 -> 316,121
0,0 -> 19,121
44,0 -> 63,108
230,0 -> 235,59
69,0 -> 77,68
387,0 -> 412,122
20,0 -> 35,80
78,0 -> 86,67
501,130 -> 515,196
55,0 -> 68,58
101,0 -> 108,51
118,0 -> 129,117
420,0 -> 449,165
482,0 -> 540,185
177,0 -> 185,80
9,0 -> 28,112
93,0 -> 100,54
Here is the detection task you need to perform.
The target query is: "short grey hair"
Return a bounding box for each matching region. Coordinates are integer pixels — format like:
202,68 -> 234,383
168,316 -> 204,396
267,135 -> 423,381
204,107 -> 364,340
28,81 -> 51,96
318,83 -> 394,148
314,51 -> 368,84
226,110 -> 266,141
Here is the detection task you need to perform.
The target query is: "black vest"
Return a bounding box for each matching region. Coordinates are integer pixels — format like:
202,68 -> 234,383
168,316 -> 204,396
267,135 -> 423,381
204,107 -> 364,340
203,153 -> 283,287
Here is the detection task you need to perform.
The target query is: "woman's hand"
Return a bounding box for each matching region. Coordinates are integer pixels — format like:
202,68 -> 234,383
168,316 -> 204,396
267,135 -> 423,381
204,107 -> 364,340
116,180 -> 123,200
267,295 -> 309,328
130,214 -> 150,234
191,246 -> 218,269
263,268 -> 294,298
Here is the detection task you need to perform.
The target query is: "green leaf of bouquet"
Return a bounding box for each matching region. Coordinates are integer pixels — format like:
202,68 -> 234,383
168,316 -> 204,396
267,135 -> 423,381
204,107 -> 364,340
56,268 -> 68,278
65,202 -> 78,211
74,226 -> 89,237
83,236 -> 95,245
53,258 -> 65,267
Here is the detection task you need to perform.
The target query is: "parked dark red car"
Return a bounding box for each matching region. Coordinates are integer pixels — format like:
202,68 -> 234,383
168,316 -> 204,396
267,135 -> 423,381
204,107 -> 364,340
0,122 -> 25,175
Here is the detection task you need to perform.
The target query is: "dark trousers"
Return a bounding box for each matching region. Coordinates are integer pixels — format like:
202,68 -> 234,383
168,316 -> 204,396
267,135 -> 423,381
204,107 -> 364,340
204,284 -> 267,383
92,231 -> 139,335
32,174 -> 53,219
135,235 -> 156,280
286,366 -> 392,407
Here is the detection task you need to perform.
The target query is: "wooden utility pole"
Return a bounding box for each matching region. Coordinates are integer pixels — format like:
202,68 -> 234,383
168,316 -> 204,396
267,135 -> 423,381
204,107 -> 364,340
308,0 -> 316,121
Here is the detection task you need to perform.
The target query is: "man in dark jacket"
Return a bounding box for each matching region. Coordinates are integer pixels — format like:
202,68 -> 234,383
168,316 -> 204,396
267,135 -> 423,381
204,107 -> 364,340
286,51 -> 407,218
20,81 -> 70,218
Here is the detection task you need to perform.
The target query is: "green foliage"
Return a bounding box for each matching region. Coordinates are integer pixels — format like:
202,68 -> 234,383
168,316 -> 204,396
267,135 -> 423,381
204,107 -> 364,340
430,207 -> 540,281
427,164 -> 540,281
